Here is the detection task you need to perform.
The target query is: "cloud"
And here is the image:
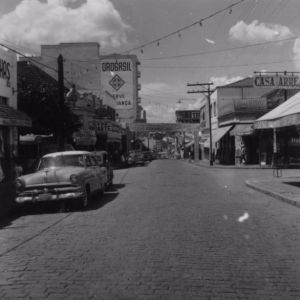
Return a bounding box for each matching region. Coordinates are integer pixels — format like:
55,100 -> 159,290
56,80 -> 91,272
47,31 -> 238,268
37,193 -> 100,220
205,38 -> 215,44
210,75 -> 244,87
0,0 -> 131,52
141,82 -> 204,123
140,82 -> 172,96
229,20 -> 292,43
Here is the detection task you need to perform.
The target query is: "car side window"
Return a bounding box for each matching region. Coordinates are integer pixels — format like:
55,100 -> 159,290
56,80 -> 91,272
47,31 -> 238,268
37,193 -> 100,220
85,156 -> 92,167
89,155 -> 98,166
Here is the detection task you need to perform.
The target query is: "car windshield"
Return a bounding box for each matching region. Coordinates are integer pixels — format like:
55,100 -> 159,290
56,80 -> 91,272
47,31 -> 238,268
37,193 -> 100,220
38,154 -> 85,170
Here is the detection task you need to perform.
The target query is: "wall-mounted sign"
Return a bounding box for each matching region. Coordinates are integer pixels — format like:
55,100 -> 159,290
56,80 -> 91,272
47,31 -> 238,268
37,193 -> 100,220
253,75 -> 300,89
101,58 -> 135,110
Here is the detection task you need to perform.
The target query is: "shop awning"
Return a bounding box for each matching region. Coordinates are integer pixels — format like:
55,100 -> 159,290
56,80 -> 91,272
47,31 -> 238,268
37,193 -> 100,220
254,91 -> 300,129
0,105 -> 31,127
230,124 -> 254,136
203,126 -> 232,148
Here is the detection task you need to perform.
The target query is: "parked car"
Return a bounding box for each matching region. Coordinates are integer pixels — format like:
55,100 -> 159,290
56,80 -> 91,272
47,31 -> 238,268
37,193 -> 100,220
93,151 -> 114,189
127,151 -> 145,166
15,151 -> 106,209
141,151 -> 153,162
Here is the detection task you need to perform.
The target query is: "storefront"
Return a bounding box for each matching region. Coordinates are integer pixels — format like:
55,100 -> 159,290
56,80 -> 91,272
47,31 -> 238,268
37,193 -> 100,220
254,91 -> 300,167
217,76 -> 300,165
0,48 -> 31,180
95,119 -> 125,156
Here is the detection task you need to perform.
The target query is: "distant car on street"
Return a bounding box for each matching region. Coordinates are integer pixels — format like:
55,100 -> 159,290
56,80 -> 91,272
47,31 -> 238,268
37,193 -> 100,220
127,151 -> 145,166
141,151 -> 153,162
15,151 -> 106,209
158,151 -> 169,159
93,150 -> 114,189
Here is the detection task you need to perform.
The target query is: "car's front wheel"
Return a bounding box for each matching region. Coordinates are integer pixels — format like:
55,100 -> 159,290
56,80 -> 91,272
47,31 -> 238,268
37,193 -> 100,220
80,185 -> 90,209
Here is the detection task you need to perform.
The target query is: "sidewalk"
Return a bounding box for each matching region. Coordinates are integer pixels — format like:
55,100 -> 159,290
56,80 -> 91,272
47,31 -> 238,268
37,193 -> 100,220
245,177 -> 300,208
193,159 -> 300,209
0,181 -> 16,220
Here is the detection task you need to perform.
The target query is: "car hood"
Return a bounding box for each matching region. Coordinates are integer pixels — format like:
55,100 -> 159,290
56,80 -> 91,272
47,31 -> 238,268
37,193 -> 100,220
19,167 -> 84,186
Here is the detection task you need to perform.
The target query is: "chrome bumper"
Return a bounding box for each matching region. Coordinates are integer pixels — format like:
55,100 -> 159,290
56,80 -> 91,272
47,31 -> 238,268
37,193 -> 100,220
15,186 -> 84,204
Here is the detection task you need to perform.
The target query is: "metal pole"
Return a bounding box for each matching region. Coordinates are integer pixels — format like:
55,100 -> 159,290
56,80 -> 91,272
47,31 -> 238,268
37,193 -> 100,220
58,54 -> 65,151
194,129 -> 199,161
208,87 -> 213,166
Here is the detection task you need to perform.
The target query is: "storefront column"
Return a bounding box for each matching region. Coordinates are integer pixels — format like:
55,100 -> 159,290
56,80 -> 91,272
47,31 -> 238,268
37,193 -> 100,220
194,130 -> 199,161
272,128 -> 277,166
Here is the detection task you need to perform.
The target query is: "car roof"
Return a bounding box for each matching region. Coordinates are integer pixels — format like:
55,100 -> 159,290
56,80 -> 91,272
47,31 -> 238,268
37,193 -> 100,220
43,151 -> 92,158
93,151 -> 108,155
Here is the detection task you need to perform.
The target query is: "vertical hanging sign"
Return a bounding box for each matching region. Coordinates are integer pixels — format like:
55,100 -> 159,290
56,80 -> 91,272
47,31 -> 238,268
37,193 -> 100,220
101,59 -> 134,110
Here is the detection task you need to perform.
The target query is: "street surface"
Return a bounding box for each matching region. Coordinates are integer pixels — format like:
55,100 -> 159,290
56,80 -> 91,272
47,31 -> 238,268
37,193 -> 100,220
1,159 -> 300,299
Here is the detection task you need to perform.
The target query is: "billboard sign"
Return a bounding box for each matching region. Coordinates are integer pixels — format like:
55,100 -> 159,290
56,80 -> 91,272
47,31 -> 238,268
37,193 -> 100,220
101,58 -> 134,110
253,74 -> 300,89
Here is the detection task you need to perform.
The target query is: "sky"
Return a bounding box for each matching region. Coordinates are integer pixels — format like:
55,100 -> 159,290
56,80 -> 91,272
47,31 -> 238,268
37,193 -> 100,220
1,0 -> 300,122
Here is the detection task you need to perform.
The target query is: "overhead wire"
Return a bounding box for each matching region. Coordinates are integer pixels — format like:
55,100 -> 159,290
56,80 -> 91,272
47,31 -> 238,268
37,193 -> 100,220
140,56 -> 300,70
120,0 -> 250,54
0,42 -> 74,87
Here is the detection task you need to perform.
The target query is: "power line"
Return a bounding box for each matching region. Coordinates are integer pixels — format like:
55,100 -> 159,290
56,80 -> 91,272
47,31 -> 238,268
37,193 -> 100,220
142,35 -> 298,61
0,42 -> 75,87
120,0 -> 250,54
141,56 -> 300,70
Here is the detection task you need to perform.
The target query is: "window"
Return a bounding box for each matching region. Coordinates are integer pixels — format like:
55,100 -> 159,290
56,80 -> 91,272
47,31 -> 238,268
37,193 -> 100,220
89,155 -> 98,166
213,102 -> 216,116
0,97 -> 8,105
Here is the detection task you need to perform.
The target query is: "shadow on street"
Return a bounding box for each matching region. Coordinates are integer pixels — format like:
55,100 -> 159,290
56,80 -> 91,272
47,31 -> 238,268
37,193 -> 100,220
0,184 -> 126,229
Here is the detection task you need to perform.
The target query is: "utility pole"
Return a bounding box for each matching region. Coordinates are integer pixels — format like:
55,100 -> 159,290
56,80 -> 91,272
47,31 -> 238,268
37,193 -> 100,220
58,54 -> 65,151
187,82 -> 214,166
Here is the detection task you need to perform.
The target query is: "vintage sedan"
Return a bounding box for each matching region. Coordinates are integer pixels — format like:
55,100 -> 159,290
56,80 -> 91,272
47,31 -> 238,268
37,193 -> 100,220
15,151 -> 106,208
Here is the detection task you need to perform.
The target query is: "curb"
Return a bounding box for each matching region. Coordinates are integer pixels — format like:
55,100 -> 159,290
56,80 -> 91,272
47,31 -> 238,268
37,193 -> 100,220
245,180 -> 300,209
192,161 -> 272,170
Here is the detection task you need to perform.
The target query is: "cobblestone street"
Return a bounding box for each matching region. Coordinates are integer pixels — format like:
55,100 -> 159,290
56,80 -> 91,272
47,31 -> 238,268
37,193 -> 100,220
1,160 -> 300,299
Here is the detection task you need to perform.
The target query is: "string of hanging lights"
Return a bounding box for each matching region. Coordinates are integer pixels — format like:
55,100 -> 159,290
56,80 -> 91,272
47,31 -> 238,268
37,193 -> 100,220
121,0 -> 249,54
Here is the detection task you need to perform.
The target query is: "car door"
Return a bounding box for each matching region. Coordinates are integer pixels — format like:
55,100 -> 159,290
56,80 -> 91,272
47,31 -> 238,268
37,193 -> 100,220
89,155 -> 104,191
84,155 -> 98,193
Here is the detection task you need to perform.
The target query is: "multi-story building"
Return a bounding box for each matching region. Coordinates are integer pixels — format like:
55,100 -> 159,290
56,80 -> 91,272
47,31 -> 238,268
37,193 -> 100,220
175,110 -> 200,123
198,94 -> 219,161
32,43 -> 142,153
217,77 -> 299,165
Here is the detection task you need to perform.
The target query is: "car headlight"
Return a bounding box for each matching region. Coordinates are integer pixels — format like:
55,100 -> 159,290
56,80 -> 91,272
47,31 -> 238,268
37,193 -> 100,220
15,179 -> 25,193
70,174 -> 78,184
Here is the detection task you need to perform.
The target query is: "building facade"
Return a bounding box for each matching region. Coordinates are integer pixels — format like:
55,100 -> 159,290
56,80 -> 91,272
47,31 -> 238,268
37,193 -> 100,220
0,48 -> 31,180
217,77 -> 299,165
175,110 -> 200,123
33,43 -> 140,154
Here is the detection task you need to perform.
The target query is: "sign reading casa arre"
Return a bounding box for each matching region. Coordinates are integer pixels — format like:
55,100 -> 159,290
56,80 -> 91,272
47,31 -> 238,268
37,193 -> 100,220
253,74 -> 300,89
101,58 -> 134,109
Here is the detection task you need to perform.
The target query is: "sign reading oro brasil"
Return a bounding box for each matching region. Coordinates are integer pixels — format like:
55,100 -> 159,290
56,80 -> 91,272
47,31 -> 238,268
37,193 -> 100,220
253,74 -> 300,89
101,59 -> 134,109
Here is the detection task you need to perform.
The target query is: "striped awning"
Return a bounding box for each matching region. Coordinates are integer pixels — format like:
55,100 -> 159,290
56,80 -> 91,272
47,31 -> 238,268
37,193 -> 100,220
203,126 -> 232,148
